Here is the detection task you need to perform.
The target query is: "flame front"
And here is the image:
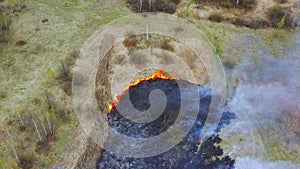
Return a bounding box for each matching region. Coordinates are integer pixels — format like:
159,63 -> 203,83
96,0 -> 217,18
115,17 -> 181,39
108,70 -> 174,112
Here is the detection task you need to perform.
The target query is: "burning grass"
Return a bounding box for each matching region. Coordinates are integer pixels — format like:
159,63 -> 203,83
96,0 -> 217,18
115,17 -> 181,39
109,70 -> 175,111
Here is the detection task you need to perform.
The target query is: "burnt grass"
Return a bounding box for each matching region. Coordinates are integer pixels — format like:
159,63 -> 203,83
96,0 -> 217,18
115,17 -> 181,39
97,79 -> 236,169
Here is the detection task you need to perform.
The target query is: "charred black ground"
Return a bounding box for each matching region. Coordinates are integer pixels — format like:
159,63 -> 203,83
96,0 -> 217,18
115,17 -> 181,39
97,79 -> 236,169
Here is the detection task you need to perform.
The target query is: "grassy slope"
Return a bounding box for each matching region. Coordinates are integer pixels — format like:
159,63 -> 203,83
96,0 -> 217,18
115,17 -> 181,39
0,0 -> 130,168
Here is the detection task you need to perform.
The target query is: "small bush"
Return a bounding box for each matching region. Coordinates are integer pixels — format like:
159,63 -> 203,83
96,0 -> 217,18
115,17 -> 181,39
45,93 -> 70,122
248,19 -> 269,29
155,0 -> 178,14
267,5 -> 285,27
231,17 -> 248,27
35,135 -> 57,155
196,0 -> 257,10
283,11 -> 294,29
238,0 -> 257,10
160,38 -> 175,52
56,50 -> 79,96
221,0 -> 235,8
123,36 -> 138,49
41,18 -> 48,23
19,153 -> 35,169
0,7 -> 11,31
275,0 -> 288,4
267,6 -> 294,29
15,40 -> 27,46
208,13 -> 223,23
0,2 -> 26,34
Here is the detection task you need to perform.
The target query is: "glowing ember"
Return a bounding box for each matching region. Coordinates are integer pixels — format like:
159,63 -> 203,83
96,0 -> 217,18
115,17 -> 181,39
108,70 -> 174,112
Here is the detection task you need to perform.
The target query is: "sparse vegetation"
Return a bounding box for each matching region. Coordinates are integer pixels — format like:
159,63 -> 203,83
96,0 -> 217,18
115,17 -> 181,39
238,0 -> 257,9
123,34 -> 176,53
195,0 -> 257,10
160,37 -> 175,52
56,50 -> 79,96
18,152 -> 35,169
123,36 -> 138,49
231,17 -> 246,27
191,0 -> 296,30
248,18 -> 269,29
2,110 -> 57,169
0,6 -> 11,42
266,5 -> 294,29
127,0 -> 181,14
45,93 -> 70,122
230,7 -> 291,30
275,0 -> 288,4
268,5 -> 286,27
208,13 -> 223,23
287,106 -> 300,136
0,0 -> 27,43
35,134 -> 57,155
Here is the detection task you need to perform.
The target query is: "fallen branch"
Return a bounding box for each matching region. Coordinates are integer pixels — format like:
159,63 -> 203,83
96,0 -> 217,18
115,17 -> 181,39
41,122 -> 48,136
6,129 -> 13,142
33,119 -> 42,141
5,137 -> 20,164
47,117 -> 52,135
18,114 -> 24,127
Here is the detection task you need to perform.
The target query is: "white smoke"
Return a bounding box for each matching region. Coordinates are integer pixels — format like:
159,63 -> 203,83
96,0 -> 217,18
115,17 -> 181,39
235,157 -> 300,169
219,32 -> 300,166
227,32 -> 300,131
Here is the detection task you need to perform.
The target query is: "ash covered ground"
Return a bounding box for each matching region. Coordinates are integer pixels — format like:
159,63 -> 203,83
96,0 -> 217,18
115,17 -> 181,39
97,79 -> 236,169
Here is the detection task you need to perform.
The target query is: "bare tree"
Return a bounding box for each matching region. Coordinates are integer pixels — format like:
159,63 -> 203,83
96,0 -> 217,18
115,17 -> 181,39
52,121 -> 55,135
139,0 -> 143,12
17,0 -> 21,9
146,24 -> 149,41
6,129 -> 13,141
149,0 -> 151,11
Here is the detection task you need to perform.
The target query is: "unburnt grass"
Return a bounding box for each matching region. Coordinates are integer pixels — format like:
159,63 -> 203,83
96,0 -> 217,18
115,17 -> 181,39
127,0 -> 181,14
35,134 -> 58,155
56,50 -> 79,96
123,34 -> 176,53
0,2 -> 27,43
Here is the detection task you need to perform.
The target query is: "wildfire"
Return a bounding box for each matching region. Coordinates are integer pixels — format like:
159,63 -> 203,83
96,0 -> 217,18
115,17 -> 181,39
108,70 -> 174,112
109,103 -> 116,111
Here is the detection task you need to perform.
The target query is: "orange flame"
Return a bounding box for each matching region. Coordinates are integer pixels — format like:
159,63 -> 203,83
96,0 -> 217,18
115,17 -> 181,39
108,70 -> 174,112
109,103 -> 116,111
